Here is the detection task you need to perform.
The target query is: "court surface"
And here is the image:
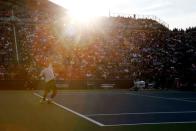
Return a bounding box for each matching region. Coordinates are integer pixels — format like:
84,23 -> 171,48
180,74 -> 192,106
34,90 -> 196,127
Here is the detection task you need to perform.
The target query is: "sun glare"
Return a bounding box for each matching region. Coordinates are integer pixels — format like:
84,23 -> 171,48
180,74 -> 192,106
51,0 -> 110,24
67,9 -> 96,24
67,1 -> 102,24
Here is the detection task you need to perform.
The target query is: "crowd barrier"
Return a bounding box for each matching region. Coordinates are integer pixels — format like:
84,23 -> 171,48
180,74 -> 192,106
0,80 -> 134,90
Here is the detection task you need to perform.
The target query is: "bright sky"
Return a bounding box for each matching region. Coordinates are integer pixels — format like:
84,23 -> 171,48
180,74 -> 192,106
50,0 -> 196,29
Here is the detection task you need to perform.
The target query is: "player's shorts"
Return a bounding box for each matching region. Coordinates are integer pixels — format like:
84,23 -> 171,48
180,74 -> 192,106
45,80 -> 56,92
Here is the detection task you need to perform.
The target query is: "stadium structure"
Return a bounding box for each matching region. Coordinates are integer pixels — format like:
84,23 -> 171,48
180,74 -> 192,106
0,0 -> 196,91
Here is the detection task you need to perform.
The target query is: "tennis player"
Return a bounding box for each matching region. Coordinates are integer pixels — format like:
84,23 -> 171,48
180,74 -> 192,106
40,63 -> 57,103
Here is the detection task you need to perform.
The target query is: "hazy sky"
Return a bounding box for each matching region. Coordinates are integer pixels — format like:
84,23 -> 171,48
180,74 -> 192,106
50,0 -> 196,29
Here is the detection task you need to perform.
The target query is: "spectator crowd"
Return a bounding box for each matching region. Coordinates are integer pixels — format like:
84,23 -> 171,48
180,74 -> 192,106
0,6 -> 196,90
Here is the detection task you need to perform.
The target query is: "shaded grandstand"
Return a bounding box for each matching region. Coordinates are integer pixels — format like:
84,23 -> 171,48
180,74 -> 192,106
0,0 -> 195,90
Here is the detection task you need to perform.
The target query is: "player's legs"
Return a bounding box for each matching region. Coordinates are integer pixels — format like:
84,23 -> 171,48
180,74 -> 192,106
41,82 -> 50,102
51,88 -> 57,99
43,89 -> 49,101
45,80 -> 57,103
50,80 -> 57,99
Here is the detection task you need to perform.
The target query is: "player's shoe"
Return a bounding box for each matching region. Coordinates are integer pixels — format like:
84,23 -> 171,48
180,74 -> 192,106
40,99 -> 46,104
47,98 -> 53,104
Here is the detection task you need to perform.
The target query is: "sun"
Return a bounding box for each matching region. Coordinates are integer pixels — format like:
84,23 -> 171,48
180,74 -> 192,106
50,0 -> 109,24
66,0 -> 102,24
67,8 -> 96,24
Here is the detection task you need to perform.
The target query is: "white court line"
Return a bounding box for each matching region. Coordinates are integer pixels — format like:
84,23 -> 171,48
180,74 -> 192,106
126,92 -> 196,103
33,93 -> 104,127
103,121 -> 196,127
86,111 -> 196,117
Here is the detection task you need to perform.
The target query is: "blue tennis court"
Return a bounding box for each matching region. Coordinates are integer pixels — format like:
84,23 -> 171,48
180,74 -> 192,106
34,90 -> 196,126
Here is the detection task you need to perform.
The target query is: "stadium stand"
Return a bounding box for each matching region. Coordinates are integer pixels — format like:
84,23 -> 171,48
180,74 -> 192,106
0,0 -> 195,90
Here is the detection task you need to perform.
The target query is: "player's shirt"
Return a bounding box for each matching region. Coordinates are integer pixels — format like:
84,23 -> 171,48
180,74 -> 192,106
40,66 -> 55,82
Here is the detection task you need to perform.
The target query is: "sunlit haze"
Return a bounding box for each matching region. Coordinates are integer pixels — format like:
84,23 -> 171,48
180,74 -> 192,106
51,0 -> 111,24
50,0 -> 196,29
